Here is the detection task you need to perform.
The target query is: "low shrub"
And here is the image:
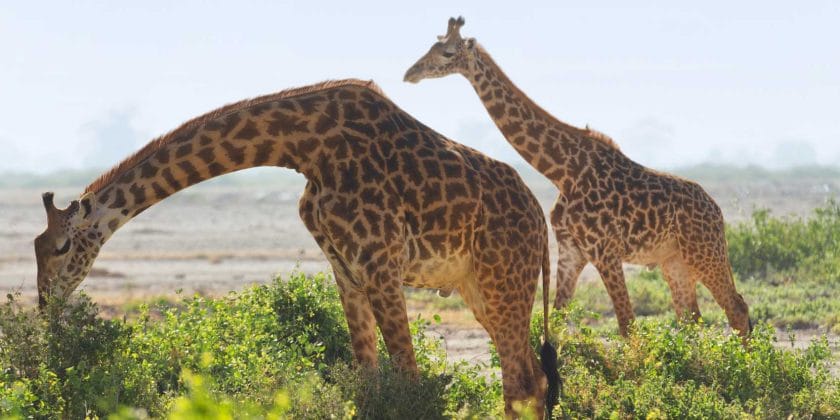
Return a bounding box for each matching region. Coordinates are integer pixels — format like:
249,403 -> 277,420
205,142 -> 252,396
1,272 -> 838,419
727,200 -> 840,283
534,304 -> 840,419
0,273 -> 499,419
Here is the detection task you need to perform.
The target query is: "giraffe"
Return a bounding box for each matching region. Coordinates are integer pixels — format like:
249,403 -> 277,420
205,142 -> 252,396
404,18 -> 752,339
33,79 -> 560,417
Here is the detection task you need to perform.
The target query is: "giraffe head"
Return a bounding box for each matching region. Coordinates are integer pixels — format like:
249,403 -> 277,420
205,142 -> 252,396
34,191 -> 103,308
404,16 -> 477,83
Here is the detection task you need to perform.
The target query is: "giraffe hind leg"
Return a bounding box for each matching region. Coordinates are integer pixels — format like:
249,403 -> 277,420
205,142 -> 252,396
691,261 -> 751,338
550,199 -> 588,309
675,212 -> 751,339
335,276 -> 380,368
364,268 -> 418,375
462,273 -> 547,418
468,235 -> 548,417
677,241 -> 751,338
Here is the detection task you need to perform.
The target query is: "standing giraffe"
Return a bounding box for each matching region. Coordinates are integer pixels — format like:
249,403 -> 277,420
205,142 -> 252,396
404,18 -> 752,339
34,79 -> 559,417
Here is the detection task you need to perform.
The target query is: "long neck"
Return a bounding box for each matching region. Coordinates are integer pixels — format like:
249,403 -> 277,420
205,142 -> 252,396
86,91 -> 329,239
464,45 -> 618,189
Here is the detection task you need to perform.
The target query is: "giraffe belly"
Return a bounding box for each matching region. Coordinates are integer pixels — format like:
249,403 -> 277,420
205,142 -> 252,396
402,254 -> 473,290
623,236 -> 680,267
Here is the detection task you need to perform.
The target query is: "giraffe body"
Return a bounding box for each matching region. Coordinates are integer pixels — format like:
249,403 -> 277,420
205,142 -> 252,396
405,18 -> 751,339
34,79 -> 558,417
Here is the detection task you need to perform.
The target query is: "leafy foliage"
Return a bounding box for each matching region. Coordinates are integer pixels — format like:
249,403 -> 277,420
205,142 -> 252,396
727,200 -> 840,283
0,274 -> 499,419
532,304 -> 840,419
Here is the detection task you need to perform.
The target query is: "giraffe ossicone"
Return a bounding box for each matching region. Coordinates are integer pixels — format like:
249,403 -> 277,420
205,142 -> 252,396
34,79 -> 560,418
405,17 -> 752,341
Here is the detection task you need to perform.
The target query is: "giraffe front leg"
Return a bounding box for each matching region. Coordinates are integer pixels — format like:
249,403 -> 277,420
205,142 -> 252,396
553,227 -> 587,309
300,185 -> 379,368
594,257 -> 635,337
314,241 -> 379,368
309,241 -> 380,367
365,271 -> 418,375
334,274 -> 379,369
550,199 -> 587,309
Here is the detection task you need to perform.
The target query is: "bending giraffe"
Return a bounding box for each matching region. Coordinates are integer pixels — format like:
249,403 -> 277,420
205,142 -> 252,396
33,79 -> 560,417
405,18 -> 752,339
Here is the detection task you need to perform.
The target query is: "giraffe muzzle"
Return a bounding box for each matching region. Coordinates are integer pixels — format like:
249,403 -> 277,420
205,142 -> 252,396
403,66 -> 423,83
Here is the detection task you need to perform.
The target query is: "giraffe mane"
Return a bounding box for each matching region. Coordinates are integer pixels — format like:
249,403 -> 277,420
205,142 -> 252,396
474,44 -> 620,151
85,79 -> 383,194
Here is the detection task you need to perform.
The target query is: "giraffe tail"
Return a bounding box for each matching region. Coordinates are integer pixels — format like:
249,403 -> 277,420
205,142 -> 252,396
540,238 -> 561,419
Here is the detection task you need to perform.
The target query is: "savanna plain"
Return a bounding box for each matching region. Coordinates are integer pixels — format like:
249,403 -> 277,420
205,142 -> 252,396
1,164 -> 839,418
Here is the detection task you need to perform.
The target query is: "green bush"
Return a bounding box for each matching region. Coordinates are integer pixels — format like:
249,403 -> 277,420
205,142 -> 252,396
0,273 -> 499,419
2,272 -> 838,419
124,272 -> 353,411
0,293 -> 135,418
727,200 -> 840,283
535,304 -> 840,419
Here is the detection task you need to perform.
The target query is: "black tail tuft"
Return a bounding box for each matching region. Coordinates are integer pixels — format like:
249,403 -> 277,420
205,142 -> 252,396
541,341 -> 561,419
748,317 -> 754,334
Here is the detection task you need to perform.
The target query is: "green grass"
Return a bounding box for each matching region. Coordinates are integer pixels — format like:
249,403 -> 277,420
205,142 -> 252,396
2,272 -> 838,419
727,200 -> 840,284
571,268 -> 840,335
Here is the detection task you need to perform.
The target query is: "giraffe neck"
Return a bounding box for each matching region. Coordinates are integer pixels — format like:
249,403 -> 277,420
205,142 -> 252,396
85,91 -> 328,241
464,45 -> 617,190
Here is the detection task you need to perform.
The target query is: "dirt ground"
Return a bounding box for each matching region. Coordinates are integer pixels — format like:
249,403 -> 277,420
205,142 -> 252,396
2,171 -> 838,367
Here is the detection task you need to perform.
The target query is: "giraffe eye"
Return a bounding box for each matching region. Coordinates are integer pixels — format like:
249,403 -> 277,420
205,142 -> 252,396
55,239 -> 71,256
442,51 -> 456,58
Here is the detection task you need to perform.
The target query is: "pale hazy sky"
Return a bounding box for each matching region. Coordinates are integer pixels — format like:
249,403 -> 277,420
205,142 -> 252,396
1,1 -> 838,173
